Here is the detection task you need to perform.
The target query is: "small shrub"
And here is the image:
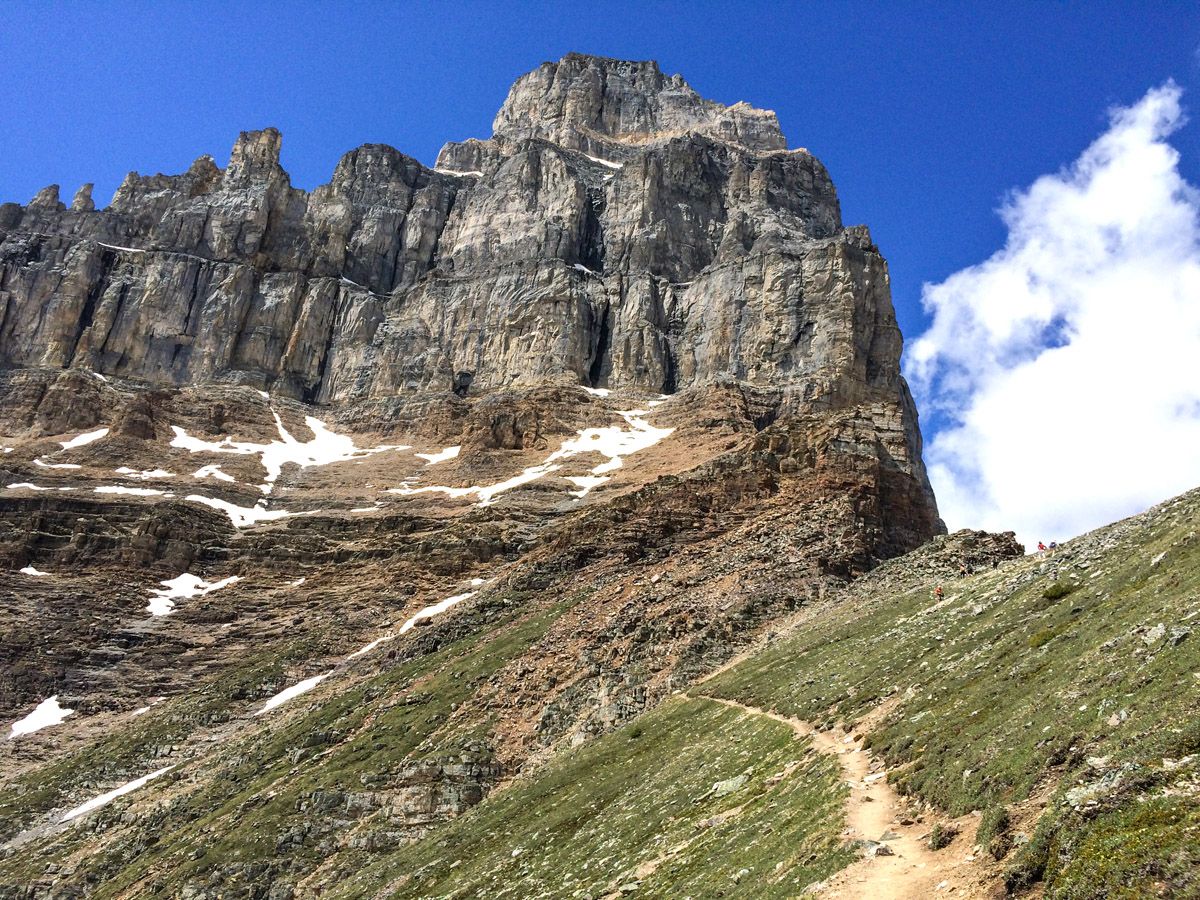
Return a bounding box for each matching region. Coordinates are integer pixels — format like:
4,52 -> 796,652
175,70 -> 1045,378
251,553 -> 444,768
989,832 -> 1014,860
1004,814 -> 1057,892
1029,626 -> 1059,648
627,724 -> 644,740
929,822 -> 958,850
978,804 -> 1011,845
1042,581 -> 1076,602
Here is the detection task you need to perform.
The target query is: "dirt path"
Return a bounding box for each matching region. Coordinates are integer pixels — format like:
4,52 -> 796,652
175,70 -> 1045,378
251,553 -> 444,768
695,694 -> 993,899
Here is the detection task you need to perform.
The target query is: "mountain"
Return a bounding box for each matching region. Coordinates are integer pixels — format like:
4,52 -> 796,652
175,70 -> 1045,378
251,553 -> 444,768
0,54 -> 1193,900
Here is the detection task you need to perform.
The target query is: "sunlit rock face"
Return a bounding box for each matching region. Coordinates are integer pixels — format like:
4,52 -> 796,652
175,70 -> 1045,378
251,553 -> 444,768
3,55 -> 887,410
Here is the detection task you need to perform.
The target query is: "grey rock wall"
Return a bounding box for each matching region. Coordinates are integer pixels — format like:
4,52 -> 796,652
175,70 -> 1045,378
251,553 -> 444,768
0,53 -> 938,525
0,55 -> 861,402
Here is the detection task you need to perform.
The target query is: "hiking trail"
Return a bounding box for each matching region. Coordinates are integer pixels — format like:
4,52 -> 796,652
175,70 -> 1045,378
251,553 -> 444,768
693,694 -> 995,899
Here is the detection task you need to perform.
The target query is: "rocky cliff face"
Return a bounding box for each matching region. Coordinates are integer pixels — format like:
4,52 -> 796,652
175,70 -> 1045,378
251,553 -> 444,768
3,55 -> 878,406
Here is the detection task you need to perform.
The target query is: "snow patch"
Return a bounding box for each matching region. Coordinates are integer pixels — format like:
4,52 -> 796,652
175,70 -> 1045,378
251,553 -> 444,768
19,566 -> 50,577
116,467 -> 175,480
95,486 -> 173,497
130,698 -> 164,717
147,573 -> 240,616
566,475 -> 610,499
34,459 -> 82,470
415,446 -> 461,466
386,410 -> 671,507
7,482 -> 48,491
183,495 -> 296,528
582,153 -> 622,170
192,464 -> 235,483
170,414 -> 406,495
581,386 -> 611,397
348,590 -> 478,659
96,242 -> 146,254
60,428 -> 109,450
9,696 -> 74,739
256,674 -> 330,715
61,766 -> 174,822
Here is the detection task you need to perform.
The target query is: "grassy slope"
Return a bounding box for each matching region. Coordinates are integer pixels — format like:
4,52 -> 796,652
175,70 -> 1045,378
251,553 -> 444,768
6,482 -> 1197,898
2,605 -> 852,898
332,697 -> 851,900
705,489 -> 1200,898
0,596 -> 571,894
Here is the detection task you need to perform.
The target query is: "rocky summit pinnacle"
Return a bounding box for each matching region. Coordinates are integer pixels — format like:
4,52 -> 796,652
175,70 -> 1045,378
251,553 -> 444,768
489,53 -> 789,153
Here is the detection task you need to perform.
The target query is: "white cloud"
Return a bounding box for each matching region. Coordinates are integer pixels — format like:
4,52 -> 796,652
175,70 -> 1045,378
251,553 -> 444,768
908,82 -> 1200,549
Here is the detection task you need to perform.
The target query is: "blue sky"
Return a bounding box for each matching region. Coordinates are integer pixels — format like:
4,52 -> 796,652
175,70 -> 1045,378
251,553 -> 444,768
2,2 -> 1195,341
3,1 -> 1199,541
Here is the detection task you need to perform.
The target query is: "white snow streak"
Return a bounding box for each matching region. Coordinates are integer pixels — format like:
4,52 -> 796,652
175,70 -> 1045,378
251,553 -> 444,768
61,766 -> 174,822
95,486 -> 173,497
183,495 -> 295,528
566,475 -> 610,499
34,459 -> 82,470
347,590 -> 478,659
415,446 -> 461,465
192,464 -> 235,483
96,242 -> 146,254
255,674 -> 329,715
116,467 -> 175,480
19,566 -> 50,577
9,696 -> 74,739
59,428 -> 109,450
581,153 -> 622,170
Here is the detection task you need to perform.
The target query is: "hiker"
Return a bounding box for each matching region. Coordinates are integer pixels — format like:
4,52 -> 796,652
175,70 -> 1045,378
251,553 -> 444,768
932,585 -> 944,601
1048,541 -> 1058,554
958,562 -> 969,578
1037,541 -> 1047,553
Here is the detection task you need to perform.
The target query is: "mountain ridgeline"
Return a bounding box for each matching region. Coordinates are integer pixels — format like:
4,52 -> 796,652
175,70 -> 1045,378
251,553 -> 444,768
5,55 -> 890,402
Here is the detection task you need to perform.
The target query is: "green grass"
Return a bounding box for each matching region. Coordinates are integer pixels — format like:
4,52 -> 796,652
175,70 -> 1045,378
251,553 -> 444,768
705,490 -> 1200,896
82,601 -> 575,898
0,635 -> 322,842
329,696 -> 852,899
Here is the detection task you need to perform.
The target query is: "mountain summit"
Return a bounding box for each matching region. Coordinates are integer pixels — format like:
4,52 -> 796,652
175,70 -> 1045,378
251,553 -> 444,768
487,53 -> 789,152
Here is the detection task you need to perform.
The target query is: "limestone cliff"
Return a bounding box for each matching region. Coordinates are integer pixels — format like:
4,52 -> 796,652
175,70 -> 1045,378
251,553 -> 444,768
4,56 -> 881,404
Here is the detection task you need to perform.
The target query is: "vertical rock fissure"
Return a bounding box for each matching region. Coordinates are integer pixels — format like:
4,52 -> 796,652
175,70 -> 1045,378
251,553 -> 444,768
69,249 -> 113,366
580,188 -> 606,273
589,301 -> 611,387
306,292 -> 341,404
